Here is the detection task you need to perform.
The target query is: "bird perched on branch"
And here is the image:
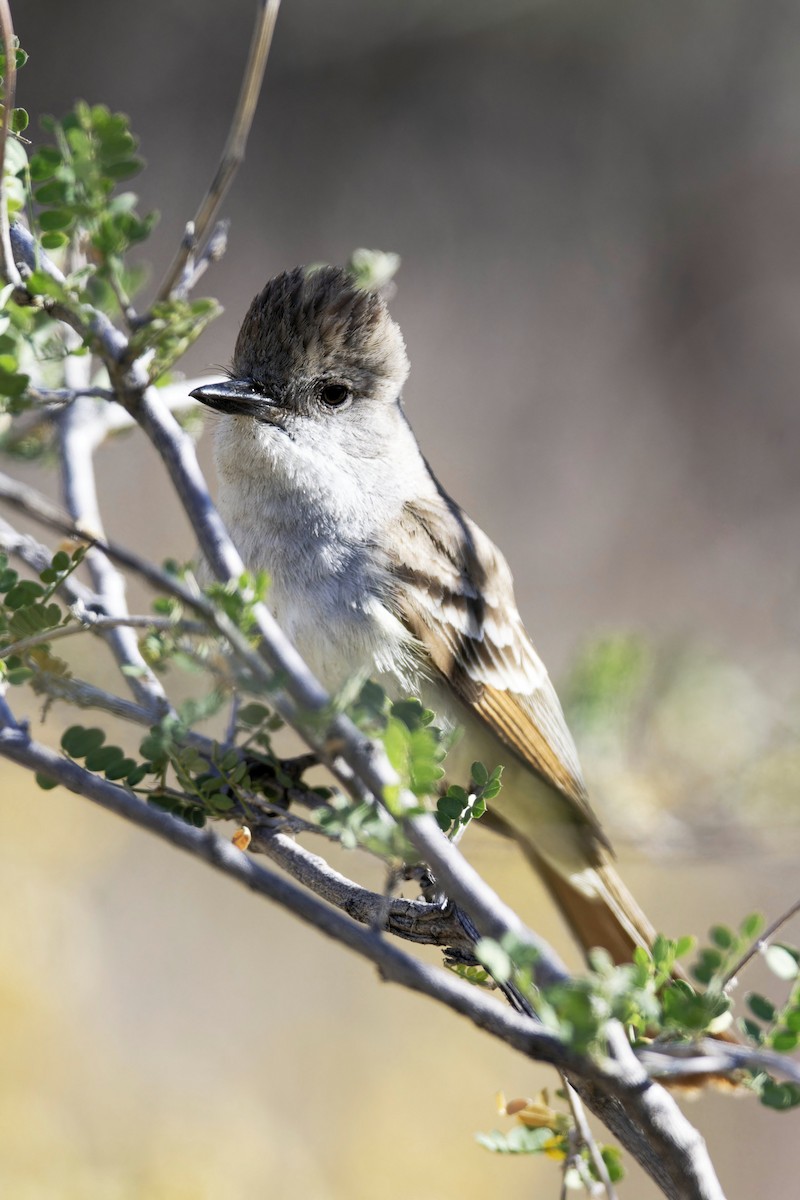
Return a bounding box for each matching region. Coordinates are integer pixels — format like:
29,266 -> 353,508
191,265 -> 657,965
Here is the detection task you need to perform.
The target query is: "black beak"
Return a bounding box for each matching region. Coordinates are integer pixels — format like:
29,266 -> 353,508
189,378 -> 283,421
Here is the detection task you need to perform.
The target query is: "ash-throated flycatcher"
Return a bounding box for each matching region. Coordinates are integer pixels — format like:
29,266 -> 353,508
191,266 -> 655,964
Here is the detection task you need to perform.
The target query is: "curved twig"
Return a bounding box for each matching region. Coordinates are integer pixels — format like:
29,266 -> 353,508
721,897 -> 800,989
0,0 -> 21,286
155,0 -> 281,302
0,612 -> 207,661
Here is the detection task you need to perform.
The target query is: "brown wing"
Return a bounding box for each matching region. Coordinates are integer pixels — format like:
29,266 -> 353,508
387,486 -> 609,849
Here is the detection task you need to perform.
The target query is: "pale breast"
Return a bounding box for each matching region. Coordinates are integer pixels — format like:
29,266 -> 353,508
221,501 -> 422,695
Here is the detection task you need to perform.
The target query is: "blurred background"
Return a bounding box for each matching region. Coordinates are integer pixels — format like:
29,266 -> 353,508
3,0 -> 800,1196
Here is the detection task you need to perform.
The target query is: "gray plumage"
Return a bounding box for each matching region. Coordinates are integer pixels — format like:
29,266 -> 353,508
191,266 -> 657,965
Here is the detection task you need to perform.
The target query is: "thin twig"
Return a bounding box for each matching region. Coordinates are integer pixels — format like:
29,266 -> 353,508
155,0 -> 281,302
721,897 -> 800,989
0,0 -> 21,287
0,705 -> 729,1200
26,385 -> 115,405
0,476 -> 733,1196
30,672 -> 162,726
0,715 -> 561,1062
57,379 -> 169,719
173,219 -> 229,300
0,612 -> 207,660
0,461 -> 572,985
224,688 -> 240,747
116,390 -> 582,996
10,222 -> 127,364
562,1075 -> 618,1200
0,515 -> 99,609
639,1038 -> 800,1086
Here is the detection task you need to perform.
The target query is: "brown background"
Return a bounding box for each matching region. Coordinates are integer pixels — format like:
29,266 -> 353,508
2,2 -> 799,1197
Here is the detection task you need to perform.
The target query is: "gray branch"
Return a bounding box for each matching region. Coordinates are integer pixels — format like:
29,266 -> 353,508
0,400 -> 735,1199
0,707 -> 731,1200
56,362 -> 169,721
0,99 -> 741,1198
154,0 -> 281,301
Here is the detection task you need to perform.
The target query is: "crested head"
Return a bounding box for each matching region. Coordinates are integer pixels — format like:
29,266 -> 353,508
232,266 -> 410,401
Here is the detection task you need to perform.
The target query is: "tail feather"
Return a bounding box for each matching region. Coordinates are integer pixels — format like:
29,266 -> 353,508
518,841 -> 657,966
517,838 -> 742,1089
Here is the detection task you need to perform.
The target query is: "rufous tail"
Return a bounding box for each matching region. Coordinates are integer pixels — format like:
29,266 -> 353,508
519,840 -> 658,966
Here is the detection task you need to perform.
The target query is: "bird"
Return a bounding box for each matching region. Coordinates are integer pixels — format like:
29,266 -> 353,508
190,264 -> 658,965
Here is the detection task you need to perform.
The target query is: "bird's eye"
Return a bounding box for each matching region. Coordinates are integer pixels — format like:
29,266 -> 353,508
320,382 -> 352,408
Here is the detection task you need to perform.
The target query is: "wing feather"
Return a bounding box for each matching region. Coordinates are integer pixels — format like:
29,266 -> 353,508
387,488 -> 609,847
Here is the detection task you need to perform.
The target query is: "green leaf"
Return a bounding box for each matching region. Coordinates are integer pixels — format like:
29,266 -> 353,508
35,771 -> 58,790
3,135 -> 27,176
206,793 -> 234,813
691,947 -> 723,985
674,935 -> 696,959
476,1126 -> 556,1155
765,944 -> 800,981
11,108 -> 28,134
84,745 -> 125,773
475,938 -> 512,984
747,993 -> 777,1023
471,760 -> 489,786
390,697 -> 429,731
597,1145 -> 625,1184
28,147 -> 61,180
237,702 -> 271,726
742,1018 -> 763,1044
24,270 -> 66,300
34,180 -> 69,205
437,794 -> 466,821
662,981 -> 730,1031
42,230 -> 69,250
103,158 -> 143,180
38,209 -> 74,232
61,725 -> 105,758
382,716 -> 409,775
482,778 -> 503,801
0,370 -> 29,397
104,757 -> 138,781
760,1079 -> 800,1111
710,925 -> 734,950
740,912 -> 765,940
5,666 -> 33,685
771,1029 -> 799,1053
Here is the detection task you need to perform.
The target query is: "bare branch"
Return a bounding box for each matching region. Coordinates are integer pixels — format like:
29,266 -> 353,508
30,671 -> 162,726
155,0 -> 281,302
1,611 -> 206,661
10,222 -> 128,364
171,219 -> 229,301
562,1077 -> 618,1200
0,704 -> 730,1200
579,1023 -> 726,1200
0,515 -> 99,608
0,0 -> 21,287
57,384 -> 170,720
0,712 -> 558,1059
251,824 -> 473,951
640,1038 -> 800,1087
